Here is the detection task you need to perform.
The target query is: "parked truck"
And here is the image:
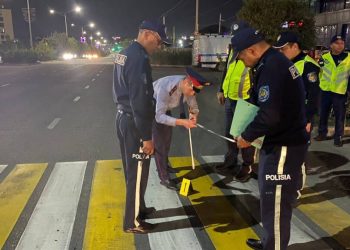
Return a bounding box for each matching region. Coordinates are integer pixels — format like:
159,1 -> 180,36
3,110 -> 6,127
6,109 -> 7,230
192,34 -> 232,71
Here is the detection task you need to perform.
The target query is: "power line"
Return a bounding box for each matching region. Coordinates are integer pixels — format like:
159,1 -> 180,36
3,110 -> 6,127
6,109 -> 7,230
160,0 -> 187,18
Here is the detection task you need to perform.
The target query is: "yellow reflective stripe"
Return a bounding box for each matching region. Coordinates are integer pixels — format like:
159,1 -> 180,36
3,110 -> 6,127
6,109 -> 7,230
0,163 -> 47,248
298,187 -> 350,249
274,185 -> 282,250
171,157 -> 258,249
274,146 -> 287,250
238,67 -> 248,98
322,67 -> 332,76
83,160 -> 135,250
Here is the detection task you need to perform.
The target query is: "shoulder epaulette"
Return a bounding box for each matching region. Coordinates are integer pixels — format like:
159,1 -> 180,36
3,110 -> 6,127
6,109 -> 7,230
169,85 -> 177,96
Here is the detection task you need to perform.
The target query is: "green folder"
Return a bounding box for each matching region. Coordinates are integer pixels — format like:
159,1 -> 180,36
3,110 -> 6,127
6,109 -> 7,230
230,99 -> 265,149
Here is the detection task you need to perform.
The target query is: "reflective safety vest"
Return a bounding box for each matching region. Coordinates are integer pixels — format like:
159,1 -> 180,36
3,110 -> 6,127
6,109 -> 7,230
294,55 -> 320,75
319,52 -> 350,94
222,51 -> 251,100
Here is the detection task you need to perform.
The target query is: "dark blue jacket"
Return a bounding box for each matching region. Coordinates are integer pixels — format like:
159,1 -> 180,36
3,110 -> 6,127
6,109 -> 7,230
242,48 -> 308,146
113,42 -> 155,141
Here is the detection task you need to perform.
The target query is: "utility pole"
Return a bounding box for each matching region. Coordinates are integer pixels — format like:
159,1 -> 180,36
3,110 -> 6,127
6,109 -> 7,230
26,0 -> 33,49
195,0 -> 199,35
172,26 -> 176,46
218,13 -> 222,34
64,13 -> 68,37
163,16 -> 165,25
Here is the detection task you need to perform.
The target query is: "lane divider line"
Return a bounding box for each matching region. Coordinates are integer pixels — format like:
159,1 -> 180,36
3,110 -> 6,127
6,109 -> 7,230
73,96 -> 81,103
91,79 -> 96,82
47,118 -> 61,130
84,85 -> 90,89
0,84 -> 10,88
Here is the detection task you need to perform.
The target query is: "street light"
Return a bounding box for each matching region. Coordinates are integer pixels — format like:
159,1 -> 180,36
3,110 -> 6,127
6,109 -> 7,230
89,22 -> 95,28
96,31 -> 101,36
49,5 -> 82,37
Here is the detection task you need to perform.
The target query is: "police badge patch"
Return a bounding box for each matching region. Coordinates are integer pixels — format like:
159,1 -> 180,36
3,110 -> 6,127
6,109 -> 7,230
258,85 -> 270,102
307,72 -> 318,83
115,54 -> 127,66
289,65 -> 300,79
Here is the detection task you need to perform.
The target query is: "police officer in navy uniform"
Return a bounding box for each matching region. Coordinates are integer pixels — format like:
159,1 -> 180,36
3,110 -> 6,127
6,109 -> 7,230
152,68 -> 210,190
113,20 -> 169,234
273,31 -> 321,193
232,26 -> 309,250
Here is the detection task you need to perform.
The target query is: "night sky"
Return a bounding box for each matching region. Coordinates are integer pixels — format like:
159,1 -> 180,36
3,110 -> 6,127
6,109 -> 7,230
3,0 -> 242,43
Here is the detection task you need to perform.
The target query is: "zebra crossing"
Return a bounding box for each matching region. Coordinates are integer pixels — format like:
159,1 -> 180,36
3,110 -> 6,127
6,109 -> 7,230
0,156 -> 349,250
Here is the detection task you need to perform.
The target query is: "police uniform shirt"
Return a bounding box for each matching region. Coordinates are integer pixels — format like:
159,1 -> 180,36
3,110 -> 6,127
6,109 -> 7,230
153,75 -> 199,126
292,52 -> 320,122
242,47 -> 308,146
113,42 -> 155,141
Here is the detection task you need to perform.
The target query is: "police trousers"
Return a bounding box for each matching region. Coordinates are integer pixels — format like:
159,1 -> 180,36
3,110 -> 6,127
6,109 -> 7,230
224,98 -> 255,169
258,144 -> 307,250
116,110 -> 150,229
152,117 -> 172,182
318,91 -> 347,138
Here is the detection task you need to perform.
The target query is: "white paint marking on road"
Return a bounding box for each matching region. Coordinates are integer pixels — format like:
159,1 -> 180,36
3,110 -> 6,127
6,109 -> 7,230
96,74 -> 100,77
99,70 -> 103,73
146,159 -> 202,250
0,165 -> 8,174
47,118 -> 61,130
84,85 -> 90,89
201,155 -> 328,247
16,161 -> 87,250
0,84 -> 10,88
73,96 -> 81,103
91,78 -> 96,82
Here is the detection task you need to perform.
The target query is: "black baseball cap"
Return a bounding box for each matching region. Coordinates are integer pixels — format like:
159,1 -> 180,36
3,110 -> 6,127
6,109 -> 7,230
330,35 -> 345,44
139,20 -> 171,45
273,31 -> 300,48
230,26 -> 265,61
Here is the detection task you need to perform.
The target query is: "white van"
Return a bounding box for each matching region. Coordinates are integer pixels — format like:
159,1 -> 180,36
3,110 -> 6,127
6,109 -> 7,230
192,34 -> 232,71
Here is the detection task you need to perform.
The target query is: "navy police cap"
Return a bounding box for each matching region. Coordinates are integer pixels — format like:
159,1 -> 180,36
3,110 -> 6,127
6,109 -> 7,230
273,31 -> 300,48
230,27 -> 265,60
185,67 -> 211,93
330,35 -> 345,44
139,20 -> 171,45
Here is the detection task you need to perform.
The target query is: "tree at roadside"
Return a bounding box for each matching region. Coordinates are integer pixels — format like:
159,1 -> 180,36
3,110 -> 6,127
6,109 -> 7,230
238,0 -> 315,49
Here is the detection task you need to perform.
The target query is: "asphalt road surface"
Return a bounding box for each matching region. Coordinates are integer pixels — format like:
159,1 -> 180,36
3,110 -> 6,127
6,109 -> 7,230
0,57 -> 349,250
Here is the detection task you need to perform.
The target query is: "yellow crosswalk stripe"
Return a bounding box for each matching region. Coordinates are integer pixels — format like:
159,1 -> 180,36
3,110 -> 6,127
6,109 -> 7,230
83,160 -> 135,250
171,157 -> 258,250
298,188 -> 350,248
0,163 -> 47,248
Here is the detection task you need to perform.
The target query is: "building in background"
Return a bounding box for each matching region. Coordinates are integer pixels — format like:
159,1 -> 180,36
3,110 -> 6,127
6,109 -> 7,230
0,5 -> 14,44
311,0 -> 350,47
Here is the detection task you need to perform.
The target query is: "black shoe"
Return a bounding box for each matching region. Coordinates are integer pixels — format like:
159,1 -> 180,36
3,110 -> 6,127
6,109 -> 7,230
246,239 -> 263,250
139,207 -> 156,220
235,165 -> 251,182
334,136 -> 343,147
124,222 -> 155,234
167,165 -> 179,173
314,134 -> 329,141
160,179 -> 179,190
